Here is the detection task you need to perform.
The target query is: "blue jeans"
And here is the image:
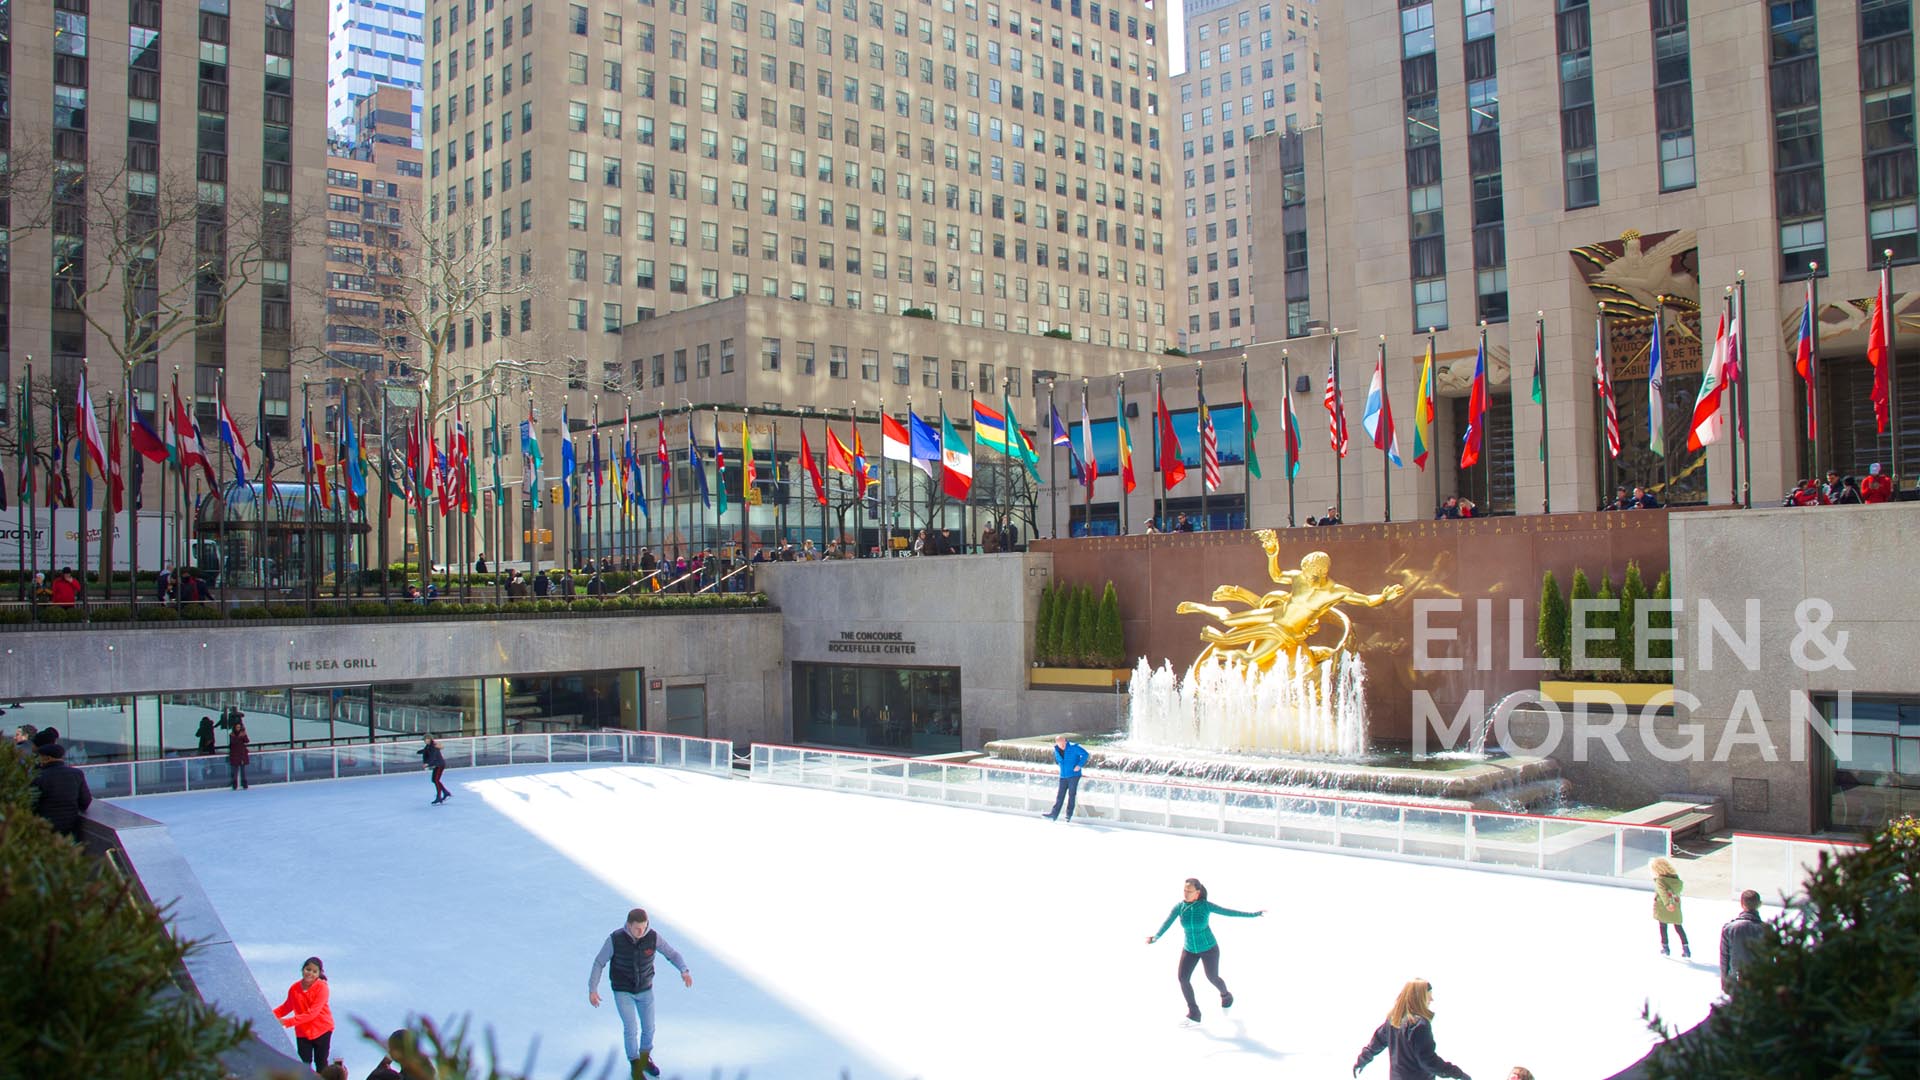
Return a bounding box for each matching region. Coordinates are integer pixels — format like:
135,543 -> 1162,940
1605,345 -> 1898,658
1048,775 -> 1081,819
613,989 -> 656,1058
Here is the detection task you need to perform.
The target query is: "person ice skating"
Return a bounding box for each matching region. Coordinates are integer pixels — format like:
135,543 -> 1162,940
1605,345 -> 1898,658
1719,889 -> 1774,993
228,719 -> 251,790
1352,978 -> 1471,1079
589,907 -> 693,1078
1145,877 -> 1264,1022
273,956 -> 336,1073
418,737 -> 452,804
1650,857 -> 1690,957
1043,734 -> 1090,821
196,716 -> 218,755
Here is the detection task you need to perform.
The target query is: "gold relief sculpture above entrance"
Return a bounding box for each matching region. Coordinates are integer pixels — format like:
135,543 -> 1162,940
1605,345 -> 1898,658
1175,530 -> 1405,678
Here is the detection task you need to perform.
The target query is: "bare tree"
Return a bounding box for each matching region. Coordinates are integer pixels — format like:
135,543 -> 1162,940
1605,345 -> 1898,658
293,195 -> 552,587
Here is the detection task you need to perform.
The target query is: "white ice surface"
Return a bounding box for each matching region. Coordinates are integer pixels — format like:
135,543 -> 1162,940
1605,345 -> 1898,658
123,763 -> 1730,1079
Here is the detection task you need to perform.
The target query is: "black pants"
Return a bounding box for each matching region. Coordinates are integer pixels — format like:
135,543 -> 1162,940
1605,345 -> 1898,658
230,763 -> 248,790
1047,775 -> 1081,819
295,1031 -> 332,1071
431,765 -> 451,800
1659,923 -> 1689,950
1177,946 -> 1229,1013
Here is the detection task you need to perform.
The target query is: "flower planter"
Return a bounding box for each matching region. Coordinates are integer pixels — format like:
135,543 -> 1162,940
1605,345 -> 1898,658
1538,679 -> 1675,707
1029,666 -> 1132,689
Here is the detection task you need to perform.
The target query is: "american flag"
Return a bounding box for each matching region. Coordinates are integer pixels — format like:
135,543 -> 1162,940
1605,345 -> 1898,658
1324,341 -> 1349,457
1198,392 -> 1221,492
1595,313 -> 1622,458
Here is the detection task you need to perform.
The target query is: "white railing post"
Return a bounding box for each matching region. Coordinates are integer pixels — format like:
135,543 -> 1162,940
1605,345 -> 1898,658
1217,790 -> 1228,835
1535,819 -> 1546,870
1464,814 -> 1477,864
1614,830 -> 1626,878
1396,807 -> 1407,855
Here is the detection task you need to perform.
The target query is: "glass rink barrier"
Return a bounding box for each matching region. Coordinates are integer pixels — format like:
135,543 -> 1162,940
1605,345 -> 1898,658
749,744 -> 1671,885
79,731 -> 735,798
1728,832 -> 1870,902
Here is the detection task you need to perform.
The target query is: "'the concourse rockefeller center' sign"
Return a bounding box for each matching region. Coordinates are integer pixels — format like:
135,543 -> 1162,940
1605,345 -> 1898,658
827,630 -> 919,656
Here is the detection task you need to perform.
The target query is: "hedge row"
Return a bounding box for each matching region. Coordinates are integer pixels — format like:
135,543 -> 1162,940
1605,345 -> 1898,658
0,591 -> 770,626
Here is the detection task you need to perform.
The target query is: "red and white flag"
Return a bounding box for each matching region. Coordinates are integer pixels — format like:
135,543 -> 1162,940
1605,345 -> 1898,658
1199,393 -> 1221,492
1594,315 -> 1621,459
171,375 -> 217,483
1868,264 -> 1893,434
1323,346 -> 1349,457
1795,280 -> 1817,441
1687,308 -> 1731,451
880,413 -> 911,462
75,369 -> 107,478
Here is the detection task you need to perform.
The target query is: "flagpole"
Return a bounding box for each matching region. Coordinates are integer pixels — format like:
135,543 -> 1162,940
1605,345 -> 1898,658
741,406 -> 751,558
1478,321 -> 1492,510
1331,332 -> 1345,522
301,379 -> 315,613
1282,350 -> 1296,527
23,362 -> 36,614
1372,337 -> 1390,522
1736,270 -> 1752,507
1240,356 -> 1252,530
1196,361 -> 1209,529
1154,366 -> 1165,530
1807,265 -> 1821,481
1116,373 -> 1128,536
1883,248 -> 1902,483
1654,298 -> 1670,498
1536,313 -> 1550,513
1080,378 -> 1092,536
966,384 -> 976,552
934,394 -> 946,541
214,374 -> 228,614
1046,381 -> 1057,540
101,392 -> 116,608
1596,302 -> 1612,502
998,377 -> 1011,547
1721,288 -> 1739,507
123,363 -> 137,609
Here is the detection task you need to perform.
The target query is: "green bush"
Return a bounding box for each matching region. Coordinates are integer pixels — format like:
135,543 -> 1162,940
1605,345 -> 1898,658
137,606 -> 181,623
0,754 -> 249,1077
902,307 -> 935,320
1161,346 -> 1190,357
1072,585 -> 1095,666
89,605 -> 133,623
1647,570 -> 1675,671
1591,572 -> 1618,666
1567,569 -> 1594,673
1619,561 -> 1648,676
1537,570 -> 1570,672
1041,328 -> 1072,340
1644,816 -> 1920,1079
1096,581 -> 1124,667
1034,583 -> 1057,665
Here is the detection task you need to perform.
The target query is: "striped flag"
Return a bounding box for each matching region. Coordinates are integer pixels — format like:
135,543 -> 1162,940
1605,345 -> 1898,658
1363,355 -> 1403,467
1687,307 -> 1731,451
1198,391 -> 1222,492
1459,334 -> 1487,469
1595,314 -> 1622,459
1795,280 -> 1817,442
1411,336 -> 1436,470
1323,345 -> 1349,457
1648,308 -> 1667,458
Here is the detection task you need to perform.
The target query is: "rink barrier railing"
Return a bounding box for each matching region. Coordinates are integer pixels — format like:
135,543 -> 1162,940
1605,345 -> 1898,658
1727,831 -> 1869,902
748,743 -> 1673,885
77,731 -> 734,798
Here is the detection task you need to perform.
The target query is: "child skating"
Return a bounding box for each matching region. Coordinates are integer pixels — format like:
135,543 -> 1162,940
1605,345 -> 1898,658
1146,877 -> 1264,1022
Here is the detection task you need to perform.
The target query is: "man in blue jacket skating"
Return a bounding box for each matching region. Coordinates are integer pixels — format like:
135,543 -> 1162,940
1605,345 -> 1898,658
1043,735 -> 1091,821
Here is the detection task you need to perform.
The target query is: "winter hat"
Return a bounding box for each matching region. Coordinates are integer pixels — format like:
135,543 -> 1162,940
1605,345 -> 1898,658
31,727 -> 59,749
37,743 -> 66,760
1871,462 -> 1883,475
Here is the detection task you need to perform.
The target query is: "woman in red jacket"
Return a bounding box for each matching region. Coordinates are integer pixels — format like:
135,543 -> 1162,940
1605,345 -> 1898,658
227,719 -> 251,791
274,956 -> 335,1071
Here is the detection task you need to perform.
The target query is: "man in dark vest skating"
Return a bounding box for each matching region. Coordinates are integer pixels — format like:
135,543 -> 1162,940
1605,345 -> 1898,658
588,907 -> 694,1078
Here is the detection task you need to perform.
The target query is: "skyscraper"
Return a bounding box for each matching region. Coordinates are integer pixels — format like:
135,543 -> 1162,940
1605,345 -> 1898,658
327,0 -> 426,143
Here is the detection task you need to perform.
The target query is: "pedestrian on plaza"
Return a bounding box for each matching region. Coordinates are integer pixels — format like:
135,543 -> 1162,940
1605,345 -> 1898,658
419,736 -> 452,804
273,956 -> 336,1073
1175,512 -> 1196,532
1861,462 -> 1894,503
28,743 -> 92,842
1821,468 -> 1844,501
1042,734 -> 1090,821
227,719 -> 252,791
1606,485 -> 1632,511
1146,877 -> 1264,1023
1352,978 -> 1471,1079
589,907 -> 693,1079
13,723 -> 39,765
1719,888 -> 1774,994
362,1029 -> 415,1079
1436,495 -> 1460,519
474,552 -> 490,574
1831,475 -> 1864,505
1650,857 -> 1691,957
48,568 -> 80,607
533,569 -> 551,597
196,716 -> 218,755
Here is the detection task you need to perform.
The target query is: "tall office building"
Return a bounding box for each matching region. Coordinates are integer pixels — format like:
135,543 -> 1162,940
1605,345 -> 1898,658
1241,0 -> 1920,521
324,87 -> 426,384
3,0 -> 326,517
326,0 -> 426,142
1172,0 -> 1319,352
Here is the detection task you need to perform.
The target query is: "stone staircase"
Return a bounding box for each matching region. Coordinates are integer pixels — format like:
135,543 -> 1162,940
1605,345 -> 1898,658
1610,796 -> 1725,842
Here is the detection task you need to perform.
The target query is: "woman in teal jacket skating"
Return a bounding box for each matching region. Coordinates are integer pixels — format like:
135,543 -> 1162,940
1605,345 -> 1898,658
1146,877 -> 1265,1022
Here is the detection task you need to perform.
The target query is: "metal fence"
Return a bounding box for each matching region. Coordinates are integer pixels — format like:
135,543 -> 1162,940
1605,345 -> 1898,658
80,730 -> 735,798
1728,831 -> 1869,902
749,743 -> 1672,885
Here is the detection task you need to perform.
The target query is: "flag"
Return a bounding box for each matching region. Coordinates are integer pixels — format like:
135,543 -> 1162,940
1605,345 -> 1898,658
352,411 -> 371,501
131,404 -> 170,464
1460,336 -> 1487,469
303,411 -> 332,509
1323,349 -> 1349,457
687,416 -> 710,507
1116,385 -> 1137,493
13,381 -> 31,505
1198,393 -> 1222,491
1242,384 -> 1261,480
75,371 -> 107,478
972,399 -> 1012,455
590,427 -> 604,501
457,416 -> 473,515
1868,264 -> 1893,434
909,411 -> 941,477
714,420 -> 725,518
1726,298 -> 1746,440
851,428 -> 875,492
1412,337 -> 1437,470
656,414 -> 671,497
940,407 -> 973,499
1687,309 -> 1731,451
1795,281 -> 1816,442
559,406 -> 576,509
107,402 -> 124,513
341,411 -> 365,511
1595,315 -> 1622,459
1364,356 -> 1404,467
1156,389 -> 1187,488
254,377 -> 277,503
742,418 -> 757,501
881,413 -> 911,462
489,403 -> 505,508
1531,319 -> 1547,461
218,390 -> 251,486
1050,403 -> 1071,448
1002,393 -> 1043,482
1648,309 -> 1667,458
1280,383 -> 1302,478
171,376 -> 215,484
1079,385 -> 1100,489
800,428 -> 828,505
49,406 -> 68,508
520,409 -> 542,509
825,427 -> 855,476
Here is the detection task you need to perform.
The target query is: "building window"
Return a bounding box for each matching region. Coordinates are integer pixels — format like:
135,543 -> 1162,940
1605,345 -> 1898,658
1558,1 -> 1599,208
1651,3 -> 1696,193
1861,0 -> 1918,262
1413,278 -> 1448,332
1771,0 -> 1826,273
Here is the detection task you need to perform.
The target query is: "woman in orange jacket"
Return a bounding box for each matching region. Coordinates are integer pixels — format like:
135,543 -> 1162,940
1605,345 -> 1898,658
273,956 -> 335,1071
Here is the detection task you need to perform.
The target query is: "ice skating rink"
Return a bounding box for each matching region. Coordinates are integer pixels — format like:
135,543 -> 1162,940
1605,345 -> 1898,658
127,763 -> 1728,1079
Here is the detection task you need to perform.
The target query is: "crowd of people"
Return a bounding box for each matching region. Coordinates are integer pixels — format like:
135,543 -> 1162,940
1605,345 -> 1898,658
1782,464 -> 1897,506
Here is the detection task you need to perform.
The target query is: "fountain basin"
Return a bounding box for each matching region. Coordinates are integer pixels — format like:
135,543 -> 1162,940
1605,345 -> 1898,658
980,733 -> 1567,811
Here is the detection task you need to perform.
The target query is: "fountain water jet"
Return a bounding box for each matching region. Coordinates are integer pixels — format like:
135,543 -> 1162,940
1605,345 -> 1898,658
1125,653 -> 1369,758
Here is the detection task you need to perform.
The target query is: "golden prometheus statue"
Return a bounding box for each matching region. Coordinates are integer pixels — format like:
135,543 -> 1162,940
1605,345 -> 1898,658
1176,529 -> 1405,676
